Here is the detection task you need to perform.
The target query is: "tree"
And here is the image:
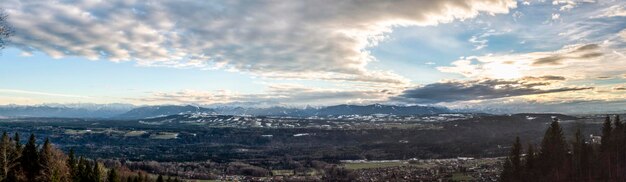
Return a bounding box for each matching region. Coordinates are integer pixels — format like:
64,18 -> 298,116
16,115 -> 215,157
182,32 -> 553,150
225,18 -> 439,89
13,133 -> 21,154
107,168 -> 119,182
538,119 -> 569,181
571,129 -> 585,181
92,162 -> 102,182
68,148 -> 78,181
510,137 -> 522,181
0,132 -> 13,179
601,116 -> 612,152
601,115 -> 613,180
156,175 -> 164,182
39,138 -> 53,181
20,134 -> 40,182
524,144 -> 536,181
39,138 -> 70,182
500,158 -> 513,182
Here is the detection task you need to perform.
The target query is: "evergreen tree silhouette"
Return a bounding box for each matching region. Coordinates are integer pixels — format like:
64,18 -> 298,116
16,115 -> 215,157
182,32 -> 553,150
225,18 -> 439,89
39,138 -> 53,181
20,134 -> 40,182
600,116 -> 613,180
524,144 -> 536,181
511,137 -> 523,181
537,119 -> 569,181
92,162 -> 102,182
156,174 -> 164,182
107,168 -> 119,182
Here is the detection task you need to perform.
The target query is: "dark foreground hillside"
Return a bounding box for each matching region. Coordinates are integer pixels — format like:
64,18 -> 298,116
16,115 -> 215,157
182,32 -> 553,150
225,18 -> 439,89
0,113 -> 613,181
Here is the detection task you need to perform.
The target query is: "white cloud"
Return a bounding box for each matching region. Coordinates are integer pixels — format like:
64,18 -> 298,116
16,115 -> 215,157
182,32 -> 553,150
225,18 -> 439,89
469,35 -> 488,50
437,43 -> 623,80
596,5 -> 626,18
0,89 -> 89,98
553,0 -> 595,11
4,0 -> 517,84
134,84 -> 395,106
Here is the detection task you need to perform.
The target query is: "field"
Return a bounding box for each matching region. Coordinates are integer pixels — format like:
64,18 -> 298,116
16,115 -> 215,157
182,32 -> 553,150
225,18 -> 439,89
343,161 -> 407,170
450,172 -> 475,181
271,170 -> 294,176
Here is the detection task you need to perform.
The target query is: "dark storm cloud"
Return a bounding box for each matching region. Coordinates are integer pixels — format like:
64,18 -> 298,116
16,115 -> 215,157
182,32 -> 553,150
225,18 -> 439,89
394,79 -> 592,103
532,44 -> 603,66
522,75 -> 567,81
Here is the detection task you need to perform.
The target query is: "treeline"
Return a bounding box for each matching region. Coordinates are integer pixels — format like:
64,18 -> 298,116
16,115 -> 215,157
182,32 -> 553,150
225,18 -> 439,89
500,115 -> 624,182
0,132 -> 181,182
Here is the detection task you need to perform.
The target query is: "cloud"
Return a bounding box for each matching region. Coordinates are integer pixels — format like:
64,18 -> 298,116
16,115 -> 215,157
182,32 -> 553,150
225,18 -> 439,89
620,29 -> 626,40
615,86 -> 626,91
596,4 -> 626,18
521,75 -> 567,81
469,35 -> 488,50
532,44 -> 602,65
4,0 -> 517,84
0,89 -> 89,98
553,0 -> 595,11
437,43 -> 622,80
394,78 -> 592,103
133,84 -> 395,106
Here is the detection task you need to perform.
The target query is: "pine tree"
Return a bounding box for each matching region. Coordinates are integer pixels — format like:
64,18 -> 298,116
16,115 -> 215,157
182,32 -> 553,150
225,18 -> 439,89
524,144 -> 536,181
580,141 -> 592,181
13,133 -> 21,153
68,148 -> 79,182
613,115 -> 625,180
39,138 -> 53,181
107,168 -> 119,182
136,173 -> 144,182
93,162 -> 102,182
571,129 -> 584,181
20,134 -> 40,182
601,116 -> 612,152
78,157 -> 88,182
500,158 -> 513,182
510,137 -> 522,181
156,174 -> 164,182
600,115 -> 613,180
538,119 -> 569,181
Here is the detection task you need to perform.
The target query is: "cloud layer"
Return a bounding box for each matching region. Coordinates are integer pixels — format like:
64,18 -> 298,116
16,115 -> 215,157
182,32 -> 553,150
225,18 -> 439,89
135,84 -> 394,106
394,78 -> 592,103
4,0 -> 516,83
437,43 -> 626,80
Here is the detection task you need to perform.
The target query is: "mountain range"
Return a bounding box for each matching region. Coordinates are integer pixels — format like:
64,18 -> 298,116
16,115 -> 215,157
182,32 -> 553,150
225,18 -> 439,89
0,104 -> 451,119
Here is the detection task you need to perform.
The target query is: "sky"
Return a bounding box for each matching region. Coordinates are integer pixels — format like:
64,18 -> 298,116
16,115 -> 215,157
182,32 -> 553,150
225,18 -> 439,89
1,0 -> 626,113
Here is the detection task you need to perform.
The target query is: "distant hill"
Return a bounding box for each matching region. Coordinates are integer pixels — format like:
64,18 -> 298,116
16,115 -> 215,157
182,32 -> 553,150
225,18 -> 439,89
115,105 -> 216,119
316,104 -> 449,116
0,104 -> 133,118
212,104 -> 449,117
1,104 -> 451,119
117,104 -> 449,119
212,106 -> 316,116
